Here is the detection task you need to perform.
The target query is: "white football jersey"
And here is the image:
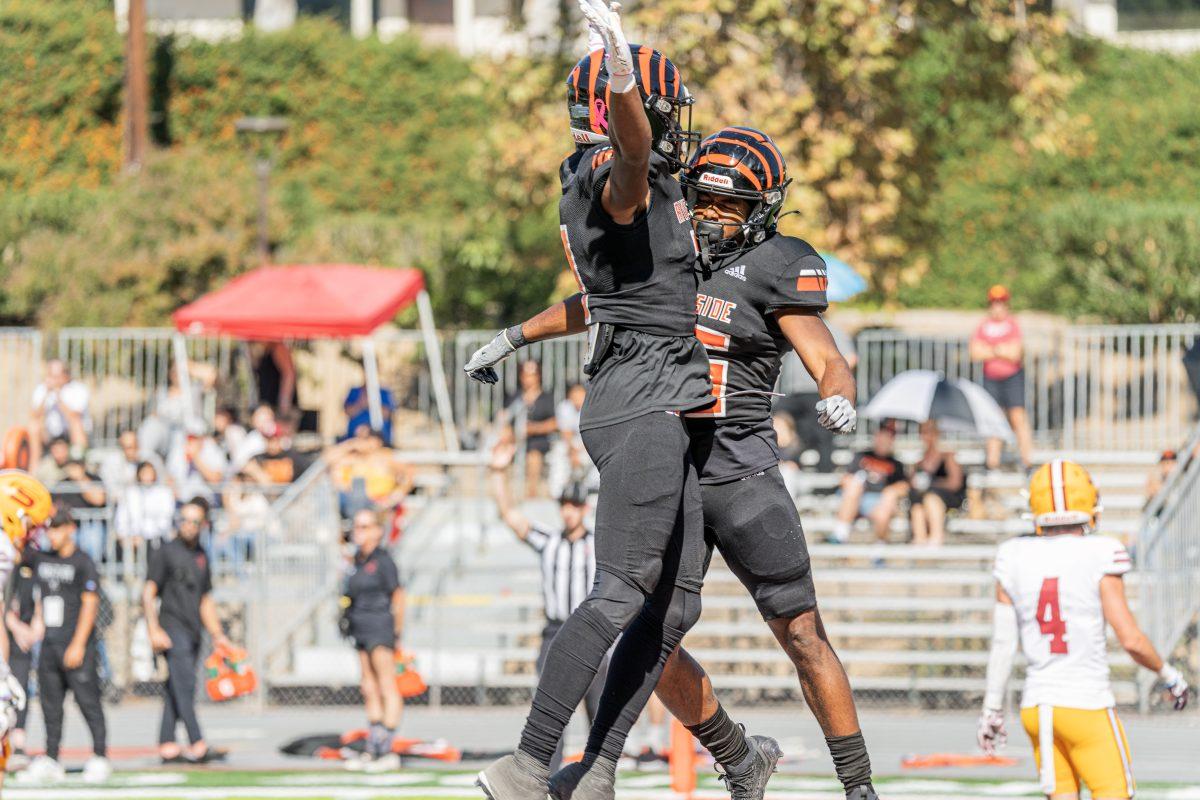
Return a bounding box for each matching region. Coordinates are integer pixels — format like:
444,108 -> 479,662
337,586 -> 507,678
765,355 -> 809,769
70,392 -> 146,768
993,533 -> 1131,710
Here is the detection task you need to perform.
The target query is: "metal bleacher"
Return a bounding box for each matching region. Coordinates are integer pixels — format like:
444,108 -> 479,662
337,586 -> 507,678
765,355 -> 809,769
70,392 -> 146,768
267,443 -> 1160,710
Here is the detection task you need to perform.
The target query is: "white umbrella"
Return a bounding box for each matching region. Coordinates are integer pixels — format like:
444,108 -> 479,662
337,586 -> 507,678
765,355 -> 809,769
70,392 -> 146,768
863,370 -> 1014,442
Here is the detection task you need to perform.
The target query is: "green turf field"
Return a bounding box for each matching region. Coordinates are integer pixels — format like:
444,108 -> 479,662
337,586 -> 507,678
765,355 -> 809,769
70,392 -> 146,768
5,770 -> 1200,799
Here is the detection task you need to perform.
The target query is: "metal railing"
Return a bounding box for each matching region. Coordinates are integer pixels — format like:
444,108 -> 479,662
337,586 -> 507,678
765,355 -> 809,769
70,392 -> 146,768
1135,422 -> 1200,710
58,328 -> 237,446
40,322 -> 1200,453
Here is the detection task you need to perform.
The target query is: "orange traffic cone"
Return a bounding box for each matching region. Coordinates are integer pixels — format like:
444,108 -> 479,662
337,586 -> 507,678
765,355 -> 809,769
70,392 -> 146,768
669,718 -> 696,796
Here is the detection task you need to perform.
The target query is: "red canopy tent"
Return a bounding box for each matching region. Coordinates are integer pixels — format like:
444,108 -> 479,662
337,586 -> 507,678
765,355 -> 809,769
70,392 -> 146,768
172,264 -> 456,448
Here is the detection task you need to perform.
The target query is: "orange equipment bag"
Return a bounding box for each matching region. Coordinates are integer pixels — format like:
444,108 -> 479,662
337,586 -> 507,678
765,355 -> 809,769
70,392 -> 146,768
394,649 -> 427,698
205,644 -> 258,702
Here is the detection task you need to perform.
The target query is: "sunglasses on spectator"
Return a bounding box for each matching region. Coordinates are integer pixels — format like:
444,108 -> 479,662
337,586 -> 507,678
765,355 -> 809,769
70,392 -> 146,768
180,516 -> 205,526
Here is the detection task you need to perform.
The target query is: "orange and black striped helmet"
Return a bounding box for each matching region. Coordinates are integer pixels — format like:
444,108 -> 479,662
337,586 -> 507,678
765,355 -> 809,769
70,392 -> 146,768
681,126 -> 791,256
565,45 -> 700,172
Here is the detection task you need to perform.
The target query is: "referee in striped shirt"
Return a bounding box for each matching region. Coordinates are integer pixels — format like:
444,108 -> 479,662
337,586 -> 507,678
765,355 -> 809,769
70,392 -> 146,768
489,442 -> 606,770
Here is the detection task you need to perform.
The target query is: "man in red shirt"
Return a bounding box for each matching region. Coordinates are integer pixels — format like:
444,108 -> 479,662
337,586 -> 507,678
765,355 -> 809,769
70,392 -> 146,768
970,285 -> 1034,470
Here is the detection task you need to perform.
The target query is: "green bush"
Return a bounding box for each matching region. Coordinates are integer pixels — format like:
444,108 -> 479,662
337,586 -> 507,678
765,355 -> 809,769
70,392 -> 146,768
1034,197 -> 1200,323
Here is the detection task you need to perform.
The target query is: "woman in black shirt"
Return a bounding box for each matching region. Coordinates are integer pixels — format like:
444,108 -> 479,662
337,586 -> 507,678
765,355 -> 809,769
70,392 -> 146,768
341,508 -> 406,771
908,421 -> 965,547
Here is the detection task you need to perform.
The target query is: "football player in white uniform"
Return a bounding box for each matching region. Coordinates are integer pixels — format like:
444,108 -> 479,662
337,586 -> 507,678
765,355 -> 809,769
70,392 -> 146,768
978,459 -> 1190,799
0,470 -> 54,789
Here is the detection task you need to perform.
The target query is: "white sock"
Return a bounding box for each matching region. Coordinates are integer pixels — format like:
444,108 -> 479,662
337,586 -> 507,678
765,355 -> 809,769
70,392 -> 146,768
832,520 -> 851,543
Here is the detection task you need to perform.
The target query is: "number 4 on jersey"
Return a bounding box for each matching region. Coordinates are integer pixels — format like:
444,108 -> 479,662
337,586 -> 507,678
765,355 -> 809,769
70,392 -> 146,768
1037,577 -> 1069,654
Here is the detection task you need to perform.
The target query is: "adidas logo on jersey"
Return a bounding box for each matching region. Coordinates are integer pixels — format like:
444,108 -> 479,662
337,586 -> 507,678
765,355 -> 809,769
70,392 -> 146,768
723,265 -> 747,281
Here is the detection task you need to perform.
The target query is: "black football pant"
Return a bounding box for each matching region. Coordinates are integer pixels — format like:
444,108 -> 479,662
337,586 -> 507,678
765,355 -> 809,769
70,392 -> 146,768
518,411 -> 705,768
159,626 -> 204,746
38,639 -> 107,761
7,639 -> 32,731
536,621 -> 610,771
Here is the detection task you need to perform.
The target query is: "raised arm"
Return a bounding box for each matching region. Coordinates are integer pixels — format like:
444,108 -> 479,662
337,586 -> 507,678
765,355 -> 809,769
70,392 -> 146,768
776,310 -> 857,434
487,442 -> 531,539
578,0 -> 650,224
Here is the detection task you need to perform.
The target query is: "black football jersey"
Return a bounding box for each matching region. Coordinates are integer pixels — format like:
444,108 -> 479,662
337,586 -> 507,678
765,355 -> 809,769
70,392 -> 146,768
560,146 -> 712,430
684,234 -> 829,483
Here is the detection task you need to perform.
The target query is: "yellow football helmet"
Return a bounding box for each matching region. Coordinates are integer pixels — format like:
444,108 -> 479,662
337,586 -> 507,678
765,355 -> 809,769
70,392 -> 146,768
1028,459 -> 1100,533
0,470 -> 53,549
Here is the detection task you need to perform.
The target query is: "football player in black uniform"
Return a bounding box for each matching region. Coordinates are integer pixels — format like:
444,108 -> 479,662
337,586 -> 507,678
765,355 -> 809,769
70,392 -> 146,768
653,127 -> 878,800
464,3 -> 730,799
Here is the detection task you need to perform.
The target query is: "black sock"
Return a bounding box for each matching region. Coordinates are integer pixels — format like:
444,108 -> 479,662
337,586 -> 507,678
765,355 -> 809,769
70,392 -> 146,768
826,731 -> 872,791
687,704 -> 749,769
518,604 -> 621,768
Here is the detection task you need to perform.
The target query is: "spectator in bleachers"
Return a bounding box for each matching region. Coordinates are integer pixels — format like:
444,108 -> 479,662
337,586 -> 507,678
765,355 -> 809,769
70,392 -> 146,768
33,436 -> 72,486
1144,448 -> 1178,507
830,420 -> 908,544
243,431 -> 297,484
969,284 -> 1034,471
113,461 -> 177,556
218,471 -> 270,571
907,421 -> 964,547
251,341 -> 298,418
211,406 -> 247,466
57,461 -> 108,561
555,382 -> 587,472
505,360 -> 557,498
28,359 -> 91,469
230,404 -> 277,472
328,429 -> 414,520
166,421 -> 227,503
344,383 -> 396,444
99,429 -> 163,504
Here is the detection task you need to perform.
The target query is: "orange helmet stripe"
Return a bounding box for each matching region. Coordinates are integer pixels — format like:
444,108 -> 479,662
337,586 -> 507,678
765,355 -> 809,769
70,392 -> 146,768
658,53 -> 667,97
695,153 -> 763,191
705,137 -> 775,188
569,65 -> 581,102
638,47 -> 654,93
727,127 -> 785,179
586,49 -> 603,133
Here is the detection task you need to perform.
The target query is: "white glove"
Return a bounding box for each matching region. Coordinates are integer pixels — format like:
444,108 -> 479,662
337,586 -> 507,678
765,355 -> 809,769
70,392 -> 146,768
0,671 -> 25,738
815,395 -> 857,434
578,0 -> 635,93
1160,664 -> 1190,711
464,328 -> 524,385
976,707 -> 1007,756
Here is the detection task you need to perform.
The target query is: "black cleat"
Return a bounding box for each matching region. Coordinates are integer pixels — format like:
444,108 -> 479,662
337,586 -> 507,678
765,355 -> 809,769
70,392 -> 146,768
845,786 -> 879,800
548,753 -> 618,800
716,734 -> 783,800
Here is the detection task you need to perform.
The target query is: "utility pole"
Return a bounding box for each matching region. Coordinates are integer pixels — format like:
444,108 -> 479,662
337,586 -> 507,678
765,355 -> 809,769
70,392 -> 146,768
235,117 -> 291,265
125,0 -> 149,173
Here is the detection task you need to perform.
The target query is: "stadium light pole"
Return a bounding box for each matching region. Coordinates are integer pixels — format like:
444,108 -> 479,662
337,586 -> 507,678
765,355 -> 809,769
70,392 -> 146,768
234,116 -> 290,265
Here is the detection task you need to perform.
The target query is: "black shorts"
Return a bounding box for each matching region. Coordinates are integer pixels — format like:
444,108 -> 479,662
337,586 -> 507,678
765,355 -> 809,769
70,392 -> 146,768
581,411 -> 706,593
983,369 -> 1025,410
910,486 -> 965,510
350,614 -> 395,653
700,466 -> 816,620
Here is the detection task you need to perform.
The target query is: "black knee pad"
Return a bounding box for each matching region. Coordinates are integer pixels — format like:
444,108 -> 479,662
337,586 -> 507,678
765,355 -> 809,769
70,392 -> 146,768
580,570 -> 649,630
663,586 -> 702,637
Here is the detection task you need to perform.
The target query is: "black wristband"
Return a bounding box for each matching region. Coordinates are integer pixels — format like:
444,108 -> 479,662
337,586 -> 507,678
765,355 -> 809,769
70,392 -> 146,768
505,324 -> 528,349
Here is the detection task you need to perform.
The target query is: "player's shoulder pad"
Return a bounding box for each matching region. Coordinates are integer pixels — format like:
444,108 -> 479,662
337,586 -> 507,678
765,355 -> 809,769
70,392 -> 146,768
764,234 -> 822,265
561,145 -> 612,196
